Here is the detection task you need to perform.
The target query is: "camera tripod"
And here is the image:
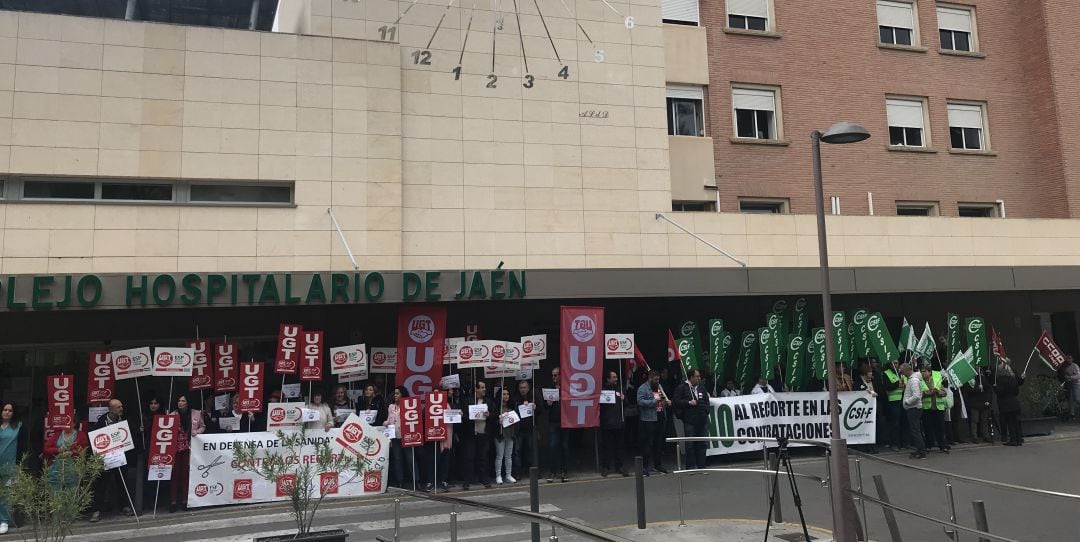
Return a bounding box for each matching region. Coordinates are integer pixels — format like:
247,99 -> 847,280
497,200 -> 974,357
763,437 -> 811,542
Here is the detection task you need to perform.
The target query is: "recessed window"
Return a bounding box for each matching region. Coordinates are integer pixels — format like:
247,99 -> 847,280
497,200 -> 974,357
727,0 -> 770,31
190,184 -> 292,204
886,98 -> 927,147
958,203 -> 999,218
0,180 -> 5,199
938,6 -> 975,52
23,181 -> 95,200
101,183 -> 173,201
662,0 -> 700,25
732,86 -> 779,140
667,85 -> 705,137
672,201 -> 717,212
896,201 -> 939,216
877,1 -> 916,46
948,102 -> 987,150
739,198 -> 788,214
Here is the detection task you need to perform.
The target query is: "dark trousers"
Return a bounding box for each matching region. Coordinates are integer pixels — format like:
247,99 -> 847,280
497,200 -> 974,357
389,439 -> 415,487
600,427 -> 624,471
969,404 -> 991,442
683,421 -> 707,469
1001,411 -> 1022,445
640,420 -> 665,470
94,466 -> 133,515
887,401 -> 906,447
905,408 -> 926,453
514,429 -> 535,477
546,426 -> 569,475
923,409 -> 947,450
463,433 -> 492,486
169,450 -> 190,506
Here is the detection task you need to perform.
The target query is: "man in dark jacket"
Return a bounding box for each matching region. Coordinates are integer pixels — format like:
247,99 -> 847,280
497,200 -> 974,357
90,399 -> 136,522
599,370 -> 628,477
462,380 -> 496,490
673,369 -> 711,469
544,366 -> 570,482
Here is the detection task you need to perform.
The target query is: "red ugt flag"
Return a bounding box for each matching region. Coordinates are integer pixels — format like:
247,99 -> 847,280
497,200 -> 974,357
560,306 -> 604,428
88,352 -> 115,404
397,305 -> 447,398
300,330 -> 324,381
401,397 -> 424,448
187,340 -> 213,391
214,342 -> 239,393
148,414 -> 179,476
47,374 -> 75,429
275,324 -> 302,375
425,391 -> 448,442
238,362 -> 265,413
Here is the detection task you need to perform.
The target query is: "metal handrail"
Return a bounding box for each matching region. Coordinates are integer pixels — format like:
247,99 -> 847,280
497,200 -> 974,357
850,490 -> 1020,542
674,467 -> 827,485
665,436 -> 832,448
385,489 -> 631,542
849,449 -> 1080,501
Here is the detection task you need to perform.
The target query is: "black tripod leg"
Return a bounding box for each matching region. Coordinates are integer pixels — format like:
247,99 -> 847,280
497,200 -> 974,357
763,453 -> 782,541
784,457 -> 812,541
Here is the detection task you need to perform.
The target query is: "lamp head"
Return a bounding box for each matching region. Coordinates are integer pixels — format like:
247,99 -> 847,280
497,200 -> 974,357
820,122 -> 870,144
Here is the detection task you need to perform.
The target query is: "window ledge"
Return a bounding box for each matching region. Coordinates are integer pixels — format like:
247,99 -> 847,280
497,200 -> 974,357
940,49 -> 986,59
949,148 -> 997,156
4,200 -> 298,208
730,137 -> 790,146
877,43 -> 927,53
887,145 -> 937,154
723,27 -> 783,39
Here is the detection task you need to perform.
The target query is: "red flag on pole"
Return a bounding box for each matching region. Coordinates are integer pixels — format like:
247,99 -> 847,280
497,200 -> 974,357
275,324 -> 302,375
397,305 -> 448,398
627,344 -> 651,377
990,327 -> 1006,362
148,413 -> 179,480
560,306 -> 605,428
47,374 -> 74,429
88,352 -> 115,404
1034,330 -> 1067,371
187,340 -> 212,391
667,330 -> 681,364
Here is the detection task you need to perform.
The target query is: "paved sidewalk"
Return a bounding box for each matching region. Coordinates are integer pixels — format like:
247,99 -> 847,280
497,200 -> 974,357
609,518 -> 838,541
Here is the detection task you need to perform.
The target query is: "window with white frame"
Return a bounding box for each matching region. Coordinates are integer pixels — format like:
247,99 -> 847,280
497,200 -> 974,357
896,201 -> 939,216
877,1 -> 915,46
958,202 -> 1000,217
947,102 -> 986,150
667,85 -> 705,137
727,0 -> 770,31
886,98 -> 927,147
938,5 -> 975,52
732,86 -> 779,140
739,198 -> 788,214
662,0 -> 700,25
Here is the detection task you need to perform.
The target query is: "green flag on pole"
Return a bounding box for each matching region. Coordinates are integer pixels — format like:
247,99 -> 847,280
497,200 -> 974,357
785,335 -> 806,391
946,313 -> 961,362
676,337 -> 699,374
793,298 -> 809,337
852,308 -> 871,359
720,330 -> 733,380
946,347 -> 978,387
735,331 -> 758,393
810,327 -> 827,381
965,316 -> 989,367
914,322 -> 936,361
831,311 -> 851,367
897,318 -> 914,353
708,319 -> 725,377
770,300 -> 790,346
759,327 -> 777,380
867,312 -> 901,362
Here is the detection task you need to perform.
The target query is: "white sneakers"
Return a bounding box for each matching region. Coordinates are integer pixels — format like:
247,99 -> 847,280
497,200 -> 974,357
506,475 -> 517,484
495,476 -> 503,485
0,522 -> 9,534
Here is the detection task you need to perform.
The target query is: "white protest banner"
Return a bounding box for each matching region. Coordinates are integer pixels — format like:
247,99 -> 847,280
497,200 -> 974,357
443,409 -> 463,424
266,402 -> 304,431
189,429 -> 389,508
541,388 -> 559,402
330,344 -> 367,375
604,334 -> 635,359
112,347 -> 152,380
517,403 -> 534,419
218,416 -> 240,431
599,390 -> 617,404
103,450 -> 127,470
282,383 -> 302,399
334,408 -> 354,424
301,408 -> 321,423
89,420 -> 135,456
440,374 -> 461,389
467,404 -> 488,420
334,414 -> 391,470
500,410 -> 521,428
705,391 -> 876,456
520,334 -> 547,370
369,348 -> 397,374
339,369 -> 367,383
152,346 -> 195,377
457,340 -> 491,369
443,338 -> 464,364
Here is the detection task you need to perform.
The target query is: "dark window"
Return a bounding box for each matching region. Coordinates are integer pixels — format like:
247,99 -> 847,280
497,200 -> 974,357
0,179 -> 4,199
739,200 -> 786,214
663,19 -> 698,26
735,109 -> 756,138
735,109 -> 774,139
889,126 -> 923,146
101,183 -> 173,201
880,26 -> 912,45
190,184 -> 292,203
667,97 -> 704,137
23,181 -> 95,199
672,201 -> 716,212
896,205 -> 933,216
958,205 -> 994,217
728,15 -> 768,31
950,127 -> 982,150
940,29 -> 971,51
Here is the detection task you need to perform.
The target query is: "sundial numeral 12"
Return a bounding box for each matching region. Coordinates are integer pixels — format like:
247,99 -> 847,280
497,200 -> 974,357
377,25 -> 397,41
412,50 -> 432,65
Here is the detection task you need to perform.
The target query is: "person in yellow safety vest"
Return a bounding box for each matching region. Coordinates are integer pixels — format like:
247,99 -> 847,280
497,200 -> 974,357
920,364 -> 950,454
884,360 -> 908,451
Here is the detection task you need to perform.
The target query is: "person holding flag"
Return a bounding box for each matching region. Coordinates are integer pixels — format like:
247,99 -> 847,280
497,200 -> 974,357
919,364 -> 950,454
900,363 -> 928,460
994,359 -> 1025,446
599,370 -> 629,477
883,359 -> 907,451
636,370 -> 671,476
673,369 -> 711,470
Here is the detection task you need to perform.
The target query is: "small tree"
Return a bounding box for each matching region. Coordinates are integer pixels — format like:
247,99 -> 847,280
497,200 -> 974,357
3,449 -> 104,542
233,428 -> 372,537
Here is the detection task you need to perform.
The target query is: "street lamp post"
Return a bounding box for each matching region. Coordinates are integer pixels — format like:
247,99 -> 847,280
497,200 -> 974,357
812,122 -> 870,542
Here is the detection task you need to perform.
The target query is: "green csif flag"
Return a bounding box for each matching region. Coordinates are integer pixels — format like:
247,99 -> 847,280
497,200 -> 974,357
965,316 -> 989,367
897,318 -> 914,353
784,335 -> 806,391
770,300 -> 790,346
914,322 -> 936,362
735,331 -> 758,393
720,330 -> 734,380
793,298 -> 809,338
676,337 -> 699,374
678,320 -> 704,371
867,312 -> 901,362
946,347 -> 978,387
810,327 -> 827,381
831,311 -> 852,367
946,313 -> 961,362
852,308 -> 871,359
759,327 -> 778,380
708,319 -> 725,377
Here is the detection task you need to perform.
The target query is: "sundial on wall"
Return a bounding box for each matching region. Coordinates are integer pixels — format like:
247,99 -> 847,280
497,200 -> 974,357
339,0 -> 638,90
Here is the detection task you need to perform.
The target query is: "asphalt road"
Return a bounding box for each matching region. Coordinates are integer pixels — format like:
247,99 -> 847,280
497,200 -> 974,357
8,430 -> 1078,542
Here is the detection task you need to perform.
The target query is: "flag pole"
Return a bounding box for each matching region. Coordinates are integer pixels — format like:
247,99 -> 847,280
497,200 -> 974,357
1020,347 -> 1038,377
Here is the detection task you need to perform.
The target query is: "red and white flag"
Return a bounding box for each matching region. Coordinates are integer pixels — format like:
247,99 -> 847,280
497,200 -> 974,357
238,362 -> 264,413
47,374 -> 75,429
300,330 -> 324,382
275,324 -> 302,375
187,340 -> 213,391
396,306 -> 447,398
88,352 -> 115,405
400,396 -> 424,448
214,343 -> 239,393
1034,330 -> 1067,371
147,413 -> 179,481
560,306 -> 605,428
667,330 -> 681,364
425,391 -> 448,442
